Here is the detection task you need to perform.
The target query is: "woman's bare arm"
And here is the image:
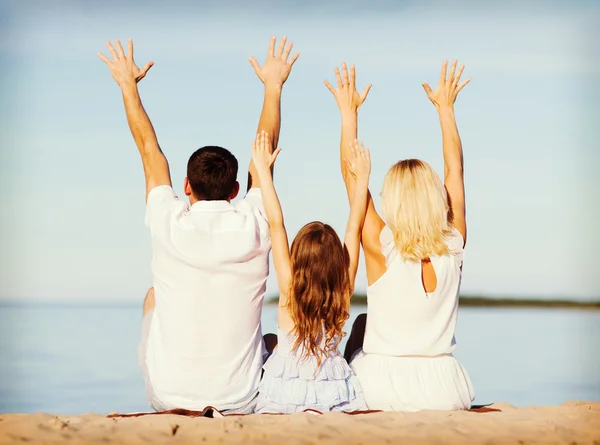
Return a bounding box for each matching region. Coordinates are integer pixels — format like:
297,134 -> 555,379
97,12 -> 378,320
422,60 -> 471,245
325,64 -> 386,285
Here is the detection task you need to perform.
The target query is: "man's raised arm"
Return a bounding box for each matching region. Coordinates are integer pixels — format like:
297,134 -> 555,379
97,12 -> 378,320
246,36 -> 299,190
98,39 -> 171,200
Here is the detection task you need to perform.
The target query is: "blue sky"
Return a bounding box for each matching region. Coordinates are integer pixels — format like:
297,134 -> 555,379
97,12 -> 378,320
0,0 -> 598,302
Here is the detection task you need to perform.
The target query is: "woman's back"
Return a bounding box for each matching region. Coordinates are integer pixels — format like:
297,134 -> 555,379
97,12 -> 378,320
363,226 -> 464,357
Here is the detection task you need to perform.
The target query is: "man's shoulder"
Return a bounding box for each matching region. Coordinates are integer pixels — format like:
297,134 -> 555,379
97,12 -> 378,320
145,186 -> 188,230
235,188 -> 263,210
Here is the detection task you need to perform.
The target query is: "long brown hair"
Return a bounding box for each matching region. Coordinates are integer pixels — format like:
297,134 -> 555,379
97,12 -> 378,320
287,221 -> 351,364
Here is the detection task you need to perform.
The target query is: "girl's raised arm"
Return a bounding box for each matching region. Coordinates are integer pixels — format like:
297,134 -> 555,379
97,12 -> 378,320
422,60 -> 471,245
251,132 -> 292,322
343,140 -> 371,293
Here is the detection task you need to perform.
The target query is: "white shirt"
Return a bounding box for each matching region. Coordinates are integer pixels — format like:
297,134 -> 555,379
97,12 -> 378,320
363,226 -> 464,357
144,185 -> 270,411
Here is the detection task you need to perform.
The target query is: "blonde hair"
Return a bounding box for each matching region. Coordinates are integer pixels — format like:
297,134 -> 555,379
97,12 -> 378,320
381,159 -> 453,262
287,222 -> 350,365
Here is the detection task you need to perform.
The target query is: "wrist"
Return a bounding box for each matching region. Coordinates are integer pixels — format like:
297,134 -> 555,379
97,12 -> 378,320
264,82 -> 283,96
119,79 -> 138,93
255,165 -> 271,178
437,105 -> 455,116
340,108 -> 359,119
355,175 -> 369,185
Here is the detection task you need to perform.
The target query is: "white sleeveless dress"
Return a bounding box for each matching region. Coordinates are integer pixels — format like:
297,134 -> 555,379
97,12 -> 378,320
350,226 -> 475,411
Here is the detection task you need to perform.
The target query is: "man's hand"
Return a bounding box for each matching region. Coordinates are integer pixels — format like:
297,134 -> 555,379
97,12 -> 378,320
252,131 -> 281,177
249,36 -> 300,89
344,139 -> 371,181
325,63 -> 372,114
422,60 -> 470,110
98,39 -> 154,87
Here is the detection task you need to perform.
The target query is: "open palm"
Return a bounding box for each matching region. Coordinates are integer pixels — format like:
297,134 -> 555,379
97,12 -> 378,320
422,60 -> 470,109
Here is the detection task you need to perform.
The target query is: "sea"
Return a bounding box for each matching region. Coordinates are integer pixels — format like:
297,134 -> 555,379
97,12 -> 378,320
0,303 -> 598,414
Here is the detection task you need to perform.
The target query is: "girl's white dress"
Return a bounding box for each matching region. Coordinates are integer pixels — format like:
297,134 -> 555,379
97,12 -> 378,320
255,327 -> 368,414
350,226 -> 475,412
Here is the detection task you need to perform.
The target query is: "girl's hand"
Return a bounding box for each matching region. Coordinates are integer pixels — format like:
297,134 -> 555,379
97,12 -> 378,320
422,60 -> 470,110
344,139 -> 371,180
252,131 -> 281,176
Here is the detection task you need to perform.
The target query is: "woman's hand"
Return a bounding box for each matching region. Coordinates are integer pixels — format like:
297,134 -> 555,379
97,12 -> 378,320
344,139 -> 371,181
325,63 -> 372,115
422,60 -> 470,110
252,131 -> 281,177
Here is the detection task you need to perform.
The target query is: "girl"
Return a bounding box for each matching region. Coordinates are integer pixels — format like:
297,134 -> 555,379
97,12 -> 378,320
325,61 -> 475,411
251,131 -> 369,414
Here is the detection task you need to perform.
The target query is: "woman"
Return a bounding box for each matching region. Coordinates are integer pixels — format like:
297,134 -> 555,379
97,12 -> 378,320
324,60 -> 475,411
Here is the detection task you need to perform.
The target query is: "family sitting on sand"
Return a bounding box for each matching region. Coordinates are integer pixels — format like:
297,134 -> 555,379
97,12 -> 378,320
98,36 -> 475,414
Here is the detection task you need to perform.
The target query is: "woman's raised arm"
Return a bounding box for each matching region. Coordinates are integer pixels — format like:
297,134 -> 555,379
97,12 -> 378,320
325,64 -> 386,285
422,60 -> 471,245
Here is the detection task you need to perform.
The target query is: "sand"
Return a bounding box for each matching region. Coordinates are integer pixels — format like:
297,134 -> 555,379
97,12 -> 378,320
1,401 -> 598,445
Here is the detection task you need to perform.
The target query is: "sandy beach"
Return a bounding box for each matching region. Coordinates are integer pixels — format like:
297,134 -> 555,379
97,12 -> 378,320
1,401 -> 598,444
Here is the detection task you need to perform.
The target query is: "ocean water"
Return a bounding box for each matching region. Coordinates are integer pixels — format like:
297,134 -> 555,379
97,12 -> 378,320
0,303 -> 598,415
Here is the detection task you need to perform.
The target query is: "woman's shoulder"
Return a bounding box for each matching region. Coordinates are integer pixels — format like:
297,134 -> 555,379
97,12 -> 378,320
379,225 -> 464,263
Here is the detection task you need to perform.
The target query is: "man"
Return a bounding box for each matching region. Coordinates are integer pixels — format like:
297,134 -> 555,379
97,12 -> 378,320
98,36 -> 299,414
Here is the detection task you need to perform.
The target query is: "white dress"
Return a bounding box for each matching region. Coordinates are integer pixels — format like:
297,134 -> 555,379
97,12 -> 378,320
255,328 -> 367,414
350,226 -> 475,411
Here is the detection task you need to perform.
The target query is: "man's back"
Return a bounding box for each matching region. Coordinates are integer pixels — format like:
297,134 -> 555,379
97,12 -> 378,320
143,186 -> 270,411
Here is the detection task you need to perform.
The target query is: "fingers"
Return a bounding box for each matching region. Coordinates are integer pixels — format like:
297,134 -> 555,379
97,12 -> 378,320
349,139 -> 358,157
456,77 -> 471,93
439,60 -> 447,84
350,64 -> 356,88
453,64 -> 464,88
115,39 -> 126,59
276,36 -> 286,57
105,41 -> 118,61
360,84 -> 372,102
248,56 -> 261,75
260,130 -> 267,151
271,147 -> 282,164
288,52 -> 300,67
282,41 -> 293,61
257,130 -> 271,153
343,159 -> 354,176
98,52 -> 111,64
127,39 -> 134,59
268,36 -> 276,57
140,61 -> 154,77
448,60 -> 457,84
364,147 -> 371,162
422,83 -> 433,95
355,141 -> 365,157
335,67 -> 343,88
342,63 -> 349,86
324,79 -> 336,95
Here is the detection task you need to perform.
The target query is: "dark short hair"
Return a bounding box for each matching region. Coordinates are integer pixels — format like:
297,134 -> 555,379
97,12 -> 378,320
187,146 -> 238,201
